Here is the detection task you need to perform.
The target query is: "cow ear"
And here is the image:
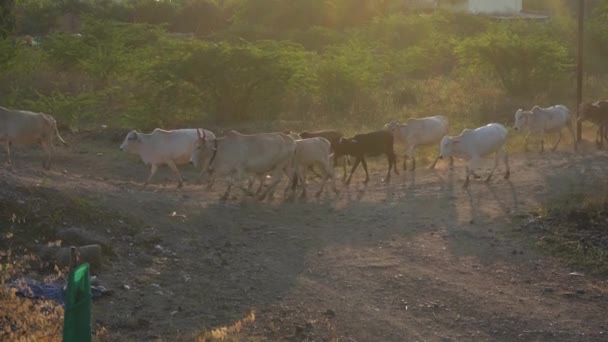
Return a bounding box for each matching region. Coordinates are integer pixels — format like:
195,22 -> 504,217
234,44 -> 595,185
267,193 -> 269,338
532,105 -> 541,112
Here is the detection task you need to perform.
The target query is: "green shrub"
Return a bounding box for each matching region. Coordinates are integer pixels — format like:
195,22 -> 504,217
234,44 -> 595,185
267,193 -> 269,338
455,25 -> 571,97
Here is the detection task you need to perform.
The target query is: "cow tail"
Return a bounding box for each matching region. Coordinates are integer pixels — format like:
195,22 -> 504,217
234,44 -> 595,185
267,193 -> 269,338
54,121 -> 68,146
290,142 -> 298,190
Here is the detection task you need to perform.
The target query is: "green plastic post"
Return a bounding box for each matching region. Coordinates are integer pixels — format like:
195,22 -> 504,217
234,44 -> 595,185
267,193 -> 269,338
62,263 -> 92,342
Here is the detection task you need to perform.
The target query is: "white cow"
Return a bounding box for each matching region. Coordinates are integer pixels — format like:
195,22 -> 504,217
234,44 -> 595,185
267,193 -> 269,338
289,137 -> 338,198
439,123 -> 510,187
195,130 -> 296,200
0,106 -> 67,170
513,105 -> 576,152
120,128 -> 215,188
385,115 -> 451,170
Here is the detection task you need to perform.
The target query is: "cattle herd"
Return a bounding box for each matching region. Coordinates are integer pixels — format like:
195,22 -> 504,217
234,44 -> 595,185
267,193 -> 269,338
1,100 -> 608,200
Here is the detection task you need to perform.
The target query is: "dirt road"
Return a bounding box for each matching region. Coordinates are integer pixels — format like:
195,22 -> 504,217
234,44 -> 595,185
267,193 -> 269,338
2,133 -> 608,341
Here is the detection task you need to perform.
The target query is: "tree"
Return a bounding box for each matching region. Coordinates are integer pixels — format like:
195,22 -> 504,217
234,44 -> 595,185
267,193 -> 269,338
0,0 -> 15,38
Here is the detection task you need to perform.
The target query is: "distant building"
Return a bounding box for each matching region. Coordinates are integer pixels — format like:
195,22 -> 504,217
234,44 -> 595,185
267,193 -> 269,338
406,0 -> 523,15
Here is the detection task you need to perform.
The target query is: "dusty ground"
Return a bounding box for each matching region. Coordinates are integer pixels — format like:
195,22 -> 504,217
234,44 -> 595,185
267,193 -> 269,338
1,130 -> 608,341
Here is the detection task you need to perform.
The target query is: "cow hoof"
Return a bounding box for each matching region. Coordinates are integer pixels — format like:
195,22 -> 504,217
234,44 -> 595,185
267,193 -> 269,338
485,175 -> 493,182
504,172 -> 511,180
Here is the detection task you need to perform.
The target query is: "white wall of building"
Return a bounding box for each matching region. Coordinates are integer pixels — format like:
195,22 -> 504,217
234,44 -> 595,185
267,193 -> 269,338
467,0 -> 522,14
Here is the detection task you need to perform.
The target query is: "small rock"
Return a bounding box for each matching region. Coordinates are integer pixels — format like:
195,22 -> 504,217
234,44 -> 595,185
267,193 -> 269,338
122,284 -> 130,290
323,309 -> 336,318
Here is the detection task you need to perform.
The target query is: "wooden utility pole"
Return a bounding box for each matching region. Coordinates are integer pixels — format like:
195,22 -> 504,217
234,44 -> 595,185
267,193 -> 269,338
576,0 -> 584,141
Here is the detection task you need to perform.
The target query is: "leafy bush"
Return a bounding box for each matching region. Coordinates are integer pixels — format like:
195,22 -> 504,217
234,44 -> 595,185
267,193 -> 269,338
455,26 -> 571,97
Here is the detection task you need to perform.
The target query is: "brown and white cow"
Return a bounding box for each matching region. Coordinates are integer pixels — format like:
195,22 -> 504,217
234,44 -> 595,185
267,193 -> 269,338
120,128 -> 215,188
0,106 -> 67,170
193,130 -> 296,200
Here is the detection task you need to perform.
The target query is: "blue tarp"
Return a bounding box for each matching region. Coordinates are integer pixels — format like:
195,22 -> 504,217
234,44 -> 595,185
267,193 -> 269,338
7,278 -> 109,304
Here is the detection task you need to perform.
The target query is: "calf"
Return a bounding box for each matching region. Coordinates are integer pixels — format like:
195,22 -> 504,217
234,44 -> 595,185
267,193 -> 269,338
578,100 -> 608,148
120,128 -> 215,188
513,105 -> 576,152
335,130 -> 398,185
385,115 -> 451,170
299,130 -> 349,180
439,123 -> 510,188
289,137 -> 338,198
0,106 -> 67,169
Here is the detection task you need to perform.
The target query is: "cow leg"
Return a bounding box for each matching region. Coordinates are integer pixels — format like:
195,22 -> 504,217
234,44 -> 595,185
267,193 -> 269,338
390,151 -> 399,176
524,132 -> 530,152
40,141 -> 53,170
287,171 -> 298,196
5,141 -> 12,169
567,120 -> 577,151
315,161 -> 332,197
166,160 -> 184,188
345,157 -> 361,185
361,157 -> 370,183
144,164 -> 159,187
221,178 -> 233,201
342,156 -> 348,182
299,167 -> 308,198
503,149 -> 510,179
323,159 -> 339,195
486,149 -> 502,182
402,153 -> 407,171
552,130 -> 562,152
449,156 -> 454,169
408,146 -> 416,171
254,175 -> 265,195
385,153 -> 394,182
463,165 -> 471,188
539,130 -> 545,153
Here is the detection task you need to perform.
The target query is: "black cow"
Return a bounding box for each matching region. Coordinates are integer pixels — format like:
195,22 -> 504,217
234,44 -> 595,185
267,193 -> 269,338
579,100 -> 608,148
335,130 -> 399,185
